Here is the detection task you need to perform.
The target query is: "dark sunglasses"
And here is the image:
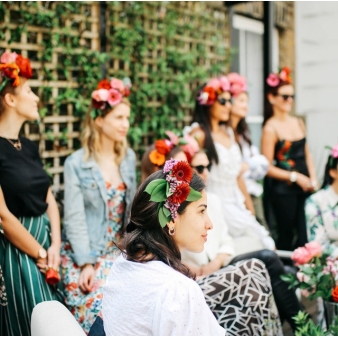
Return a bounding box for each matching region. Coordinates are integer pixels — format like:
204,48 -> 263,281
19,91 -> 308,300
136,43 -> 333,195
192,164 -> 212,174
217,97 -> 232,105
277,94 -> 295,101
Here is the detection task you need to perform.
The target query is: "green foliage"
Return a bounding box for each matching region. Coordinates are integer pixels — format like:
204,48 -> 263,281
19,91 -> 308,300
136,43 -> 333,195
293,311 -> 338,336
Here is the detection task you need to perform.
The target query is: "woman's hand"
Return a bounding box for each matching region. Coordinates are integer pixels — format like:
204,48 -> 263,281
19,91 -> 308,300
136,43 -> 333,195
36,257 -> 48,273
239,162 -> 250,176
187,264 -> 203,277
47,243 -> 61,270
79,264 -> 95,293
295,173 -> 313,192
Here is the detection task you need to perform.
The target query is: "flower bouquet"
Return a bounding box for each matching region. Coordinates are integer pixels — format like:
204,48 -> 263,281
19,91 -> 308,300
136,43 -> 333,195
281,241 -> 338,302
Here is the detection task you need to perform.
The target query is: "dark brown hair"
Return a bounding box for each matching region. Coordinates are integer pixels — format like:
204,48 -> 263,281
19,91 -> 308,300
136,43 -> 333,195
263,80 -> 291,126
322,155 -> 338,188
192,85 -> 229,164
121,170 -> 205,280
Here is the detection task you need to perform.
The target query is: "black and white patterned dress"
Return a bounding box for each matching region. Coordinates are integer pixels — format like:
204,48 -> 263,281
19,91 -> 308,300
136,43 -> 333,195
198,258 -> 282,336
0,265 -> 7,307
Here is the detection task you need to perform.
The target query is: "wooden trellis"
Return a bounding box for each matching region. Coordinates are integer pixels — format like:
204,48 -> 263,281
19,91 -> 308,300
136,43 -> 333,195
0,1 -> 229,193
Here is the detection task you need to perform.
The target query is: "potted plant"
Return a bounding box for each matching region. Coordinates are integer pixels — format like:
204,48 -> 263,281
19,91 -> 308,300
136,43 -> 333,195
281,241 -> 338,328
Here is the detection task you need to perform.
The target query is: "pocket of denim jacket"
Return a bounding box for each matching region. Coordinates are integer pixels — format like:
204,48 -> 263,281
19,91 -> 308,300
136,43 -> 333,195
80,178 -> 100,208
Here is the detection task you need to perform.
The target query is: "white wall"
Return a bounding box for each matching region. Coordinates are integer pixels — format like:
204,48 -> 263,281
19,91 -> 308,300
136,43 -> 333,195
295,2 -> 338,181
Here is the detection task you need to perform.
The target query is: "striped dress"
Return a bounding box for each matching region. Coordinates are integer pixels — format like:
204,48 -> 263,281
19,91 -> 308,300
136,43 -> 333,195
0,214 -> 63,336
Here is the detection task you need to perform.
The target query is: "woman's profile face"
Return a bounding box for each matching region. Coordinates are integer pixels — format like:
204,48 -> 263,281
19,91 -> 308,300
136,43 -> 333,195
209,91 -> 232,123
231,92 -> 248,119
96,102 -> 130,143
172,190 -> 213,253
269,84 -> 294,114
329,167 -> 338,184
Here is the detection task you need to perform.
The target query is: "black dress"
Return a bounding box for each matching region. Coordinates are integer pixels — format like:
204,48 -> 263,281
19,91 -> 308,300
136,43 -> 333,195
265,137 -> 310,250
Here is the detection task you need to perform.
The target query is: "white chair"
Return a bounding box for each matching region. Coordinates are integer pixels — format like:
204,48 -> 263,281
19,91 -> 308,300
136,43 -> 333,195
31,301 -> 86,336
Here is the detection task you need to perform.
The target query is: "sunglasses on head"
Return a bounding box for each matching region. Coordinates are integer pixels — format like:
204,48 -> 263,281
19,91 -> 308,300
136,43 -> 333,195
277,94 -> 295,101
192,164 -> 212,174
217,97 -> 232,106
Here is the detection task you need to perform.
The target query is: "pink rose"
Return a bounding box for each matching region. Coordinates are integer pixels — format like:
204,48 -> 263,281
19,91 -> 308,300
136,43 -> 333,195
305,241 -> 322,258
182,134 -> 199,154
110,78 -> 125,92
266,73 -> 280,87
291,247 -> 313,265
332,144 -> 338,158
91,89 -> 109,102
165,131 -> 179,146
219,76 -> 230,92
296,271 -> 310,283
0,51 -> 18,64
279,70 -> 287,81
228,72 -> 247,96
206,78 -> 221,91
107,89 -> 122,106
198,91 -> 209,105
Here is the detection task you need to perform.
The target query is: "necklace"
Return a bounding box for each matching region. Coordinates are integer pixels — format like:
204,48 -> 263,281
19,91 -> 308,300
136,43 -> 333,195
5,137 -> 22,151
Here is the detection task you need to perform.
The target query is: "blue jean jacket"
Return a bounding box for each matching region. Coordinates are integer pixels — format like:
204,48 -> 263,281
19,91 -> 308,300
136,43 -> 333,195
62,147 -> 136,266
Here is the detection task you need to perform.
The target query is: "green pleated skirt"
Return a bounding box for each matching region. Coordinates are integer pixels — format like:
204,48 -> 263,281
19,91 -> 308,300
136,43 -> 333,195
0,214 -> 63,335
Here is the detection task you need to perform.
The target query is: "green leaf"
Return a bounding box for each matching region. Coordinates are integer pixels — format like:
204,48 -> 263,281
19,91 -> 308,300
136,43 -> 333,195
145,179 -> 166,195
150,181 -> 167,202
159,206 -> 170,228
163,206 -> 171,217
186,187 -> 202,202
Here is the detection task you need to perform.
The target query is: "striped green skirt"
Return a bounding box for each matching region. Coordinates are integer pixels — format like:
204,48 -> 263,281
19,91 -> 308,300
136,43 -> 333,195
0,214 -> 63,335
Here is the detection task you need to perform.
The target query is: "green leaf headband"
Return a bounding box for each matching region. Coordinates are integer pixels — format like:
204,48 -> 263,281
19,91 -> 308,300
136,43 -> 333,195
145,159 -> 202,228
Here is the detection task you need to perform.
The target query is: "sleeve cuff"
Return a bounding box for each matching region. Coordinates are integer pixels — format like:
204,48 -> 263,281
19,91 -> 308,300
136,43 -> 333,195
71,251 -> 98,266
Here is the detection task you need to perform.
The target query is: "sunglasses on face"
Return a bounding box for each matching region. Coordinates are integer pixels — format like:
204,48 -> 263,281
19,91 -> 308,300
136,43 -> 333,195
277,94 -> 295,101
192,164 -> 212,174
217,97 -> 232,106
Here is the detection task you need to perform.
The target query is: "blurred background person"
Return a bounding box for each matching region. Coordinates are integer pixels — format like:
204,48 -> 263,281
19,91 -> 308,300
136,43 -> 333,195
61,77 -> 136,333
261,67 -> 317,251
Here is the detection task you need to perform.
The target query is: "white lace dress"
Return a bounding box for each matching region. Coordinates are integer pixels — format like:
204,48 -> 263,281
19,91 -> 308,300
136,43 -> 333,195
207,128 -> 275,256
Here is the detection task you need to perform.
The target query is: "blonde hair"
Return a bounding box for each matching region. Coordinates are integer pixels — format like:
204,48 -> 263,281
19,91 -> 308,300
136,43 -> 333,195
81,98 -> 130,164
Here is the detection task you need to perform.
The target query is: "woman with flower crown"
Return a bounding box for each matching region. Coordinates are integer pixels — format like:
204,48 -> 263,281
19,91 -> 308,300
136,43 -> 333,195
227,73 -> 270,230
60,77 -> 136,333
102,159 -> 225,335
261,68 -> 317,251
0,51 -> 63,335
305,144 -> 338,253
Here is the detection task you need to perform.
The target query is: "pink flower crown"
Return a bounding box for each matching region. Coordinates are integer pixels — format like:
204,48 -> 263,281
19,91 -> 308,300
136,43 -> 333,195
227,72 -> 247,97
197,76 -> 230,105
91,77 -> 132,118
145,159 -> 202,227
266,67 -> 292,87
325,144 -> 338,167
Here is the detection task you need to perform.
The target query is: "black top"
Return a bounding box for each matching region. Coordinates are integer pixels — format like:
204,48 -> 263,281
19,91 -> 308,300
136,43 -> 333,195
271,137 -> 309,194
0,136 -> 50,217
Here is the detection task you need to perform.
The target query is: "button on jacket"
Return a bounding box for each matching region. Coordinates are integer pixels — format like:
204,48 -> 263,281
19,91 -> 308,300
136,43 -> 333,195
62,147 -> 136,266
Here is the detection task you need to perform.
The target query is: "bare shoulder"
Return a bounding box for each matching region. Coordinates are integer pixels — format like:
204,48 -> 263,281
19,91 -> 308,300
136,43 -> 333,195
190,126 -> 205,148
262,120 -> 276,136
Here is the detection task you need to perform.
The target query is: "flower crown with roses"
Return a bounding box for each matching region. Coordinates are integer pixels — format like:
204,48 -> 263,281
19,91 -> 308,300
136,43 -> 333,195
149,131 -> 200,166
90,77 -> 132,119
325,144 -> 338,167
0,51 -> 33,92
197,75 -> 230,105
227,72 -> 247,97
266,67 -> 292,88
145,159 -> 202,227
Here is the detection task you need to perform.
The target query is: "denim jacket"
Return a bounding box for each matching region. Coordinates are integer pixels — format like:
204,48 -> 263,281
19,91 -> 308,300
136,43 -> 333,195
62,147 -> 136,266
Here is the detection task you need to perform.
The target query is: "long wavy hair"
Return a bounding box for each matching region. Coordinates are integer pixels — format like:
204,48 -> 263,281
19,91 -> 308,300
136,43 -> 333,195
121,170 -> 205,280
81,98 -> 130,164
321,155 -> 338,189
263,80 -> 291,126
192,86 -> 229,164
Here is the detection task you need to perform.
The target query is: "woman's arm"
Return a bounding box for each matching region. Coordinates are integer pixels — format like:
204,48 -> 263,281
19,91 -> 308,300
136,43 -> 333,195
237,175 -> 255,215
0,187 -> 47,268
200,253 -> 232,276
45,188 -> 61,269
305,143 -> 318,190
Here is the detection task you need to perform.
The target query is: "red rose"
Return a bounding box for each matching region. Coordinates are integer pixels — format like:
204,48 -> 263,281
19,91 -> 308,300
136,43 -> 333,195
155,139 -> 172,155
45,268 -> 61,285
15,54 -> 32,78
97,79 -> 111,90
203,86 -> 217,105
169,182 -> 190,204
332,286 -> 338,302
171,161 -> 193,183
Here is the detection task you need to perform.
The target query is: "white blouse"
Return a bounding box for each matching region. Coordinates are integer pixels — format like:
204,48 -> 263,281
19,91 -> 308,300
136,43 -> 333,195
102,254 -> 225,336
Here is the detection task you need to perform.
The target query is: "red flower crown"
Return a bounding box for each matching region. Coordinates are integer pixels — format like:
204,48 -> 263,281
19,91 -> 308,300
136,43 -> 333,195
266,67 -> 292,88
0,51 -> 33,92
91,77 -> 132,118
198,76 -> 230,105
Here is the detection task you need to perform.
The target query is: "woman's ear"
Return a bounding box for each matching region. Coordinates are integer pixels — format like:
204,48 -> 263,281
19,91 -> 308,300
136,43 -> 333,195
3,92 -> 16,108
267,93 -> 275,105
329,168 -> 338,180
94,115 -> 103,128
